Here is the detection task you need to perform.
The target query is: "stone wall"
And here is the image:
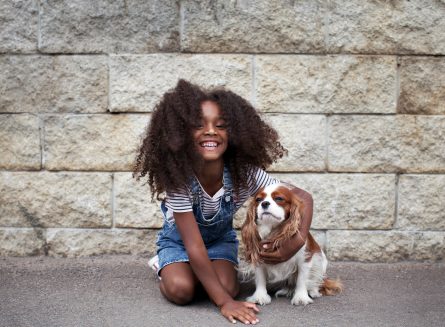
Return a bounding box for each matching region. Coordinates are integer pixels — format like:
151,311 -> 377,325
1,0 -> 444,262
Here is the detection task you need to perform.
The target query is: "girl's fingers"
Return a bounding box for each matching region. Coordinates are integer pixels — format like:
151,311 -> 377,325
239,308 -> 259,324
260,251 -> 277,259
229,310 -> 256,325
231,313 -> 247,325
223,302 -> 260,325
259,249 -> 283,261
260,244 -> 273,252
227,315 -> 236,324
243,302 -> 260,312
260,240 -> 277,250
238,313 -> 254,325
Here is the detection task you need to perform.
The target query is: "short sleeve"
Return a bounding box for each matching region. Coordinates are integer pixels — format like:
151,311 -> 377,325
247,166 -> 280,196
165,186 -> 193,213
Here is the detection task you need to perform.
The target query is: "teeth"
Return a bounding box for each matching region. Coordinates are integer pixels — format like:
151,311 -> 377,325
201,142 -> 218,147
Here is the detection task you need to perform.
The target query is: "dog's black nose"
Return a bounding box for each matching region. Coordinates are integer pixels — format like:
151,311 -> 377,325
261,201 -> 270,209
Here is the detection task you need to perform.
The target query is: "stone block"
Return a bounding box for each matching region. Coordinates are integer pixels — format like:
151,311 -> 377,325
0,114 -> 41,170
110,54 -> 252,112
0,228 -> 46,256
114,173 -> 163,228
399,57 -> 445,114
0,172 -> 112,228
267,114 -> 326,172
43,114 -> 148,170
0,0 -> 38,53
411,232 -> 445,261
328,115 -> 445,172
326,0 -> 445,54
182,0 -> 325,53
46,228 -> 157,257
0,55 -> 107,113
256,55 -> 396,113
273,173 -> 396,230
39,0 -> 179,53
397,175 -> 445,231
327,231 -> 412,262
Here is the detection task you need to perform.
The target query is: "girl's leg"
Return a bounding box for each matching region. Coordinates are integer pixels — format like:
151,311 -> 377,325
160,260 -> 238,304
159,262 -> 198,305
211,260 -> 239,298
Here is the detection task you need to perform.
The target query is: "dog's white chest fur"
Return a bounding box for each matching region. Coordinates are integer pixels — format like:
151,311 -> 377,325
257,224 -> 273,240
263,245 -> 306,284
257,224 -> 306,283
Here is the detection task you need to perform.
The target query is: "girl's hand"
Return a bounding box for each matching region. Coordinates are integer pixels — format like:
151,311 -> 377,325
220,300 -> 260,324
259,235 -> 300,264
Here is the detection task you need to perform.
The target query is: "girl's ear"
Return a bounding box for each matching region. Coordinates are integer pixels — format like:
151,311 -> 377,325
241,198 -> 261,265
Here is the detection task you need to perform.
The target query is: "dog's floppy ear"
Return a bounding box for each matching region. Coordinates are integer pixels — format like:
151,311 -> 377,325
241,196 -> 262,265
268,190 -> 304,247
289,192 -> 304,230
283,191 -> 304,239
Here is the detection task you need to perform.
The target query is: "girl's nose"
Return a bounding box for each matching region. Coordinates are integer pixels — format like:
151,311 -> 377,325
204,126 -> 217,136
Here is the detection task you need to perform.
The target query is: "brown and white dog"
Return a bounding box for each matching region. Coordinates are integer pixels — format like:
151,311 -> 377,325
241,183 -> 342,305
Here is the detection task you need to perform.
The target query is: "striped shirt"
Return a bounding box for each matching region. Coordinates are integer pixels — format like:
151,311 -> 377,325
165,167 -> 279,220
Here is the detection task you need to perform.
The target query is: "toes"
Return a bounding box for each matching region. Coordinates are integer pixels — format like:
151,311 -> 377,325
291,293 -> 314,306
247,293 -> 271,305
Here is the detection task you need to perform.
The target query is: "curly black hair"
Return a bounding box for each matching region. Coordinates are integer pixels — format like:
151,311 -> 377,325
133,79 -> 287,200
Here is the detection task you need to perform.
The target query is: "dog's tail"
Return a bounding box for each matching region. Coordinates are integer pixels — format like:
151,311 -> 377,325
320,278 -> 343,296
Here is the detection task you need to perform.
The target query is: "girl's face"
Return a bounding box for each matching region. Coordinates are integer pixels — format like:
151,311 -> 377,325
193,101 -> 228,163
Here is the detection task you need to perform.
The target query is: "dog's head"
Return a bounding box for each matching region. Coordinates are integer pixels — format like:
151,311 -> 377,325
241,183 -> 304,264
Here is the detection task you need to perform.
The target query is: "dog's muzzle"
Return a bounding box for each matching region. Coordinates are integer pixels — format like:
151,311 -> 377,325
261,201 -> 270,209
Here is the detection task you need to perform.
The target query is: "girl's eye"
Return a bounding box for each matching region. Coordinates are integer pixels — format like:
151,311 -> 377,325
216,122 -> 227,129
274,196 -> 284,202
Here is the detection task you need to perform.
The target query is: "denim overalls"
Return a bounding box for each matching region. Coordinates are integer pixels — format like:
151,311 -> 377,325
156,166 -> 239,275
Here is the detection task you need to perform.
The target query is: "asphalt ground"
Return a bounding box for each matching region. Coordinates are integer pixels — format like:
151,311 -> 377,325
1,256 -> 444,327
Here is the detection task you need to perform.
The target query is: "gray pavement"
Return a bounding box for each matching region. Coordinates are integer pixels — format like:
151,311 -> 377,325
0,256 -> 444,327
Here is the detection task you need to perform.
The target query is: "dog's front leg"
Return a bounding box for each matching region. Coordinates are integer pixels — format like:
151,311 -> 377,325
246,267 -> 271,305
291,262 -> 313,305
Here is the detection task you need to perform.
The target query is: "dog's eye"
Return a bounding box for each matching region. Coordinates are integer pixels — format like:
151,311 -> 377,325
274,196 -> 284,202
255,197 -> 263,203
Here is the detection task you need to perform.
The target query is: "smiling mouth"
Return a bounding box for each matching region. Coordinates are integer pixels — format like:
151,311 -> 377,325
200,141 -> 219,148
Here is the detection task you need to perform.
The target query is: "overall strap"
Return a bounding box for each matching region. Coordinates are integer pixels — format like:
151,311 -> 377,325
222,165 -> 234,204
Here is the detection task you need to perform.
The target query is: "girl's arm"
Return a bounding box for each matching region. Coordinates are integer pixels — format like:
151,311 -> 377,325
259,186 -> 313,264
174,211 -> 259,324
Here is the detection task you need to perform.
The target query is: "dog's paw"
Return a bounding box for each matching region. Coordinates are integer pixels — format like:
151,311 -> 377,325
308,289 -> 322,298
291,292 -> 314,306
246,291 -> 272,305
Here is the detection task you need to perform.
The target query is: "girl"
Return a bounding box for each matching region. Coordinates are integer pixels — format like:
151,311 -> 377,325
133,80 -> 313,325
